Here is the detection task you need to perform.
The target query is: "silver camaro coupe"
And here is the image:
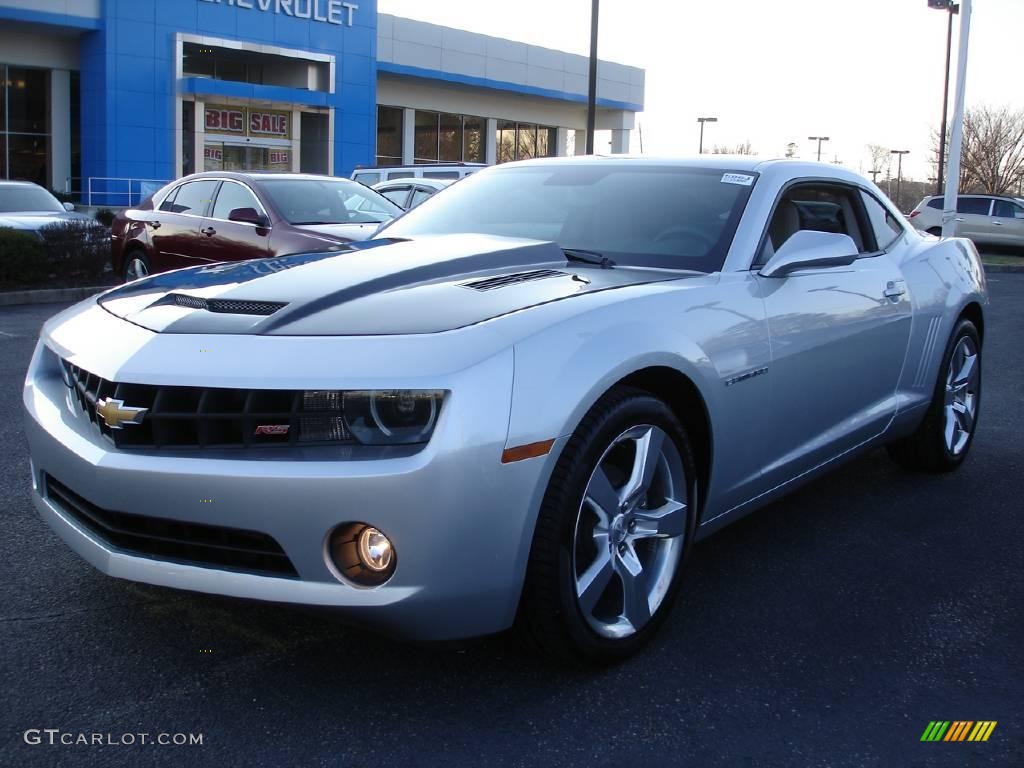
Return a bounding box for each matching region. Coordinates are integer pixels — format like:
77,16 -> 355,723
24,157 -> 987,663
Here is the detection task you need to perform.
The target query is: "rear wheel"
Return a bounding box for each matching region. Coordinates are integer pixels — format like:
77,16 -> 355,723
123,251 -> 150,282
926,227 -> 942,236
517,386 -> 698,665
887,318 -> 981,472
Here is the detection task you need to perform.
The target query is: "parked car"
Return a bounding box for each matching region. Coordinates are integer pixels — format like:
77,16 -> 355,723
0,180 -> 105,236
111,172 -> 402,281
909,193 -> 1024,247
372,177 -> 453,210
25,157 -> 986,664
351,162 -> 484,187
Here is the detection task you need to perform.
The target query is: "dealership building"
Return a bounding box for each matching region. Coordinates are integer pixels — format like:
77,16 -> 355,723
0,0 -> 644,204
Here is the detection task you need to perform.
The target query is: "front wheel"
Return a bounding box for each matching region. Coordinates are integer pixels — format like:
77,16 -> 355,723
887,318 -> 981,472
123,251 -> 150,282
517,386 -> 698,665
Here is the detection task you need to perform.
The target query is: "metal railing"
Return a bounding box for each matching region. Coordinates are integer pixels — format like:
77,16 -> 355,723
83,177 -> 171,207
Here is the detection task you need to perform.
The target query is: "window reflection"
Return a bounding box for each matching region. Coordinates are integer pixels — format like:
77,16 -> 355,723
1,65 -> 51,186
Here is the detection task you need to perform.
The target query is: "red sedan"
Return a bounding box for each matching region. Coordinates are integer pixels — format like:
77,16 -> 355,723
111,172 -> 402,281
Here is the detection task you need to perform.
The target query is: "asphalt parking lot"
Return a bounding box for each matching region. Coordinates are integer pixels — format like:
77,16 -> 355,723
1,276 -> 1022,768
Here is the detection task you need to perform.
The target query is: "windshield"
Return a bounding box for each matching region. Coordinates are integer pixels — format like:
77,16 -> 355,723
379,164 -> 757,272
0,185 -> 64,213
258,179 -> 401,225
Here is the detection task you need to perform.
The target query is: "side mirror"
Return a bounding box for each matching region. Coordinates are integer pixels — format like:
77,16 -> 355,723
759,230 -> 859,278
62,202 -> 75,211
228,207 -> 270,228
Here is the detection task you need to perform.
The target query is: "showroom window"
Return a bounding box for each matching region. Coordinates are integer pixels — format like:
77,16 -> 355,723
497,121 -> 557,163
376,106 -> 403,166
410,110 -> 485,164
0,65 -> 51,186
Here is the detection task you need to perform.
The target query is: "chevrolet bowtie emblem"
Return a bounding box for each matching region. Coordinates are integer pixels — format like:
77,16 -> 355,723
95,397 -> 148,429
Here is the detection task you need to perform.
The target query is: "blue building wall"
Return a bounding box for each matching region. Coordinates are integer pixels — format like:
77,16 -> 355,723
78,0 -> 378,191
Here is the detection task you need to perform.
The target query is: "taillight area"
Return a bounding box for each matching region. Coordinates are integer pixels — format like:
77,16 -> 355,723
909,211 -> 920,218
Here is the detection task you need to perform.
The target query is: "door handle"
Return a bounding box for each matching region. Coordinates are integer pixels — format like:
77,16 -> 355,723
992,221 -> 1003,226
954,217 -> 965,222
884,280 -> 906,299
201,227 -> 216,237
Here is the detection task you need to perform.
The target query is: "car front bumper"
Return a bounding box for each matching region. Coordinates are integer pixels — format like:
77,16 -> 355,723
23,303 -> 557,642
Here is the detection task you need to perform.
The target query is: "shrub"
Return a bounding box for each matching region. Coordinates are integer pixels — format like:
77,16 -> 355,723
0,221 -> 111,289
94,208 -> 116,228
0,228 -> 47,286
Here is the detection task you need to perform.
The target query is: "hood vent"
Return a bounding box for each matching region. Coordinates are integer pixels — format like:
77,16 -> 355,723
461,269 -> 566,292
159,294 -> 287,316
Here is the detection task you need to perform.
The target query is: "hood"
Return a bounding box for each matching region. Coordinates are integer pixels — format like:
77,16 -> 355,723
293,221 -> 383,242
97,234 -> 682,336
0,211 -> 98,230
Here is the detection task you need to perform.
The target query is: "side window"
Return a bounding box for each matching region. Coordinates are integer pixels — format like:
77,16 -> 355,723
422,171 -> 459,180
992,199 -> 1023,219
956,197 -> 991,215
386,171 -> 414,180
352,172 -> 381,186
758,182 -> 870,265
860,191 -> 904,251
410,188 -> 433,208
158,186 -> 180,213
927,198 -> 944,210
171,180 -> 218,216
212,182 -> 263,220
380,187 -> 410,208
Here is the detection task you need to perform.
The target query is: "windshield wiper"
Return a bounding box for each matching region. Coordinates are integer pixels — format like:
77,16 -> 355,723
562,248 -> 616,269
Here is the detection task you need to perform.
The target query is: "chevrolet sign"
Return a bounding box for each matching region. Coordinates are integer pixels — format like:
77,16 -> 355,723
198,0 -> 359,27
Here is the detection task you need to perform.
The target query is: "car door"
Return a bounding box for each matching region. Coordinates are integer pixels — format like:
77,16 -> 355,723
149,179 -> 218,269
990,199 -> 1024,246
199,180 -> 272,263
753,182 -> 913,488
954,196 -> 993,243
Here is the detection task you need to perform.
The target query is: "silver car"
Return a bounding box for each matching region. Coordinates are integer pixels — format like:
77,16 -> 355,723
23,157 -> 987,663
909,193 -> 1024,246
0,180 -> 100,235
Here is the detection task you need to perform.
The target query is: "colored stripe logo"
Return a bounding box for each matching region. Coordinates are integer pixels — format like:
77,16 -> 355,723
921,721 -> 997,742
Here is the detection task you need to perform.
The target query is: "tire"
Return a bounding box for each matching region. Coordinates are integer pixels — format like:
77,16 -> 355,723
516,385 -> 698,665
887,318 -> 981,472
123,251 -> 150,282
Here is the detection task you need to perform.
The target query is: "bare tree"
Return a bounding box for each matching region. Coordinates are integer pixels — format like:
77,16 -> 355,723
933,105 -> 1024,194
866,143 -> 891,179
711,141 -> 756,155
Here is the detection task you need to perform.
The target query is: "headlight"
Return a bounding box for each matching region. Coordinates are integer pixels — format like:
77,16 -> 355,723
342,390 -> 445,445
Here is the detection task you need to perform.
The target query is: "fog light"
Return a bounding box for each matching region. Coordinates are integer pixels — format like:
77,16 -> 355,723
326,522 -> 397,586
357,527 -> 393,572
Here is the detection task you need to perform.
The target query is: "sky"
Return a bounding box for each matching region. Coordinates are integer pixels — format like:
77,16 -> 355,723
378,0 -> 1024,181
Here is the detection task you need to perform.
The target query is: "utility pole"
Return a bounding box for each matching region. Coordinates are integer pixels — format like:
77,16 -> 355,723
697,116 -> 717,154
869,169 -> 882,183
585,0 -> 599,154
891,149 -> 910,210
808,136 -> 830,161
930,0 -> 960,195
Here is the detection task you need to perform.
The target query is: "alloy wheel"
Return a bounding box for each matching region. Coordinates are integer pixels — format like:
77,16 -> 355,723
126,258 -> 149,281
944,335 -> 979,455
572,424 -> 688,639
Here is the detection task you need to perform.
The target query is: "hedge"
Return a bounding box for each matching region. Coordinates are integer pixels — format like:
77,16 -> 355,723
0,221 -> 112,289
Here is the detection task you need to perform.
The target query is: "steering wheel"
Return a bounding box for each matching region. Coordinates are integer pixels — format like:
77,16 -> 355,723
653,226 -> 715,250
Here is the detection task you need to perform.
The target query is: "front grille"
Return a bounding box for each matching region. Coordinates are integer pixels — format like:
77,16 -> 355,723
44,474 -> 297,578
461,269 -> 566,291
62,360 -> 353,450
161,294 -> 287,316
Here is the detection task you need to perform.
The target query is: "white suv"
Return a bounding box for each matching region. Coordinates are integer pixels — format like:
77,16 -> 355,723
351,163 -> 485,187
909,194 -> 1024,247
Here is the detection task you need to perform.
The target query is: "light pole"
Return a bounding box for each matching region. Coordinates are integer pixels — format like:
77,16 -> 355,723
942,0 -> 972,237
697,116 -> 717,154
929,0 -> 959,195
891,149 -> 910,210
585,0 -> 599,154
808,136 -> 830,161
869,169 -> 882,183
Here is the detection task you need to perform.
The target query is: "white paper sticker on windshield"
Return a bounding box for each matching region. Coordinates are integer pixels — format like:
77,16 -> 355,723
721,173 -> 755,186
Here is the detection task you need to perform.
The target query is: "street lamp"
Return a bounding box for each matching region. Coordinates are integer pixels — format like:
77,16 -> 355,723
929,0 -> 960,195
807,136 -> 830,161
869,169 -> 882,183
891,149 -> 910,209
697,117 -> 717,154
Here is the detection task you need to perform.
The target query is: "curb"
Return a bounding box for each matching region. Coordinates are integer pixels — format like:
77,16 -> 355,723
982,264 -> 1024,274
0,286 -> 109,307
